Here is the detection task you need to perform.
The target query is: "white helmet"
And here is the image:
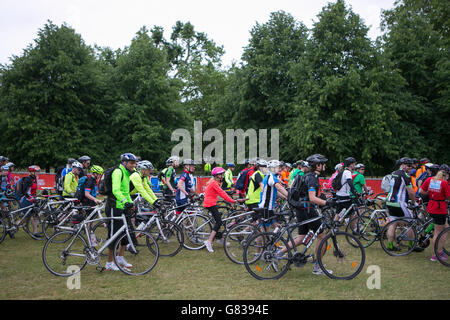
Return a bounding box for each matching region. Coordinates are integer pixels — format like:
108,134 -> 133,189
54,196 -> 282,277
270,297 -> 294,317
137,160 -> 154,171
71,161 -> 83,169
167,156 -> 180,164
267,160 -> 281,168
256,159 -> 268,167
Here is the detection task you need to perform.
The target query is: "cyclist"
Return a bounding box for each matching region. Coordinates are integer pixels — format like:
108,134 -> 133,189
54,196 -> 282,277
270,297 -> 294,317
130,160 -> 160,209
353,163 -> 369,196
288,162 -> 299,187
335,157 -> 360,216
327,162 -> 344,190
385,157 -> 416,251
77,155 -> 91,178
419,164 -> 450,261
161,156 -> 180,199
237,158 -> 252,198
82,165 -> 104,206
63,161 -> 82,197
5,162 -> 15,189
0,165 -> 9,193
222,163 -> 235,190
245,159 -> 268,216
203,167 -> 247,253
62,158 -> 77,179
175,159 -> 197,214
15,165 -> 41,236
105,153 -> 137,272
415,158 -> 430,180
203,158 -> 212,176
281,163 -> 290,187
277,154 -> 335,275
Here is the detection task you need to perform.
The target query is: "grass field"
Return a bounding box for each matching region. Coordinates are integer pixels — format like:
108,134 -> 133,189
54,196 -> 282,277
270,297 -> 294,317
0,229 -> 448,300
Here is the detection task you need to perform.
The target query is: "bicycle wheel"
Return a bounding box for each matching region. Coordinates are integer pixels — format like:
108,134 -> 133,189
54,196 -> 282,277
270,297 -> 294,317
114,230 -> 159,276
24,210 -> 46,240
179,214 -> 212,250
146,220 -> 184,257
91,220 -> 109,249
0,218 -> 6,244
243,232 -> 291,280
317,231 -> 365,280
42,231 -> 88,277
224,222 -> 258,264
380,218 -> 418,256
435,227 -> 450,267
346,214 -> 379,248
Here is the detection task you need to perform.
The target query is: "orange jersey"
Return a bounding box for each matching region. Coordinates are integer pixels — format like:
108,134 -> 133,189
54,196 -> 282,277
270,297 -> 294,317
281,169 -> 289,185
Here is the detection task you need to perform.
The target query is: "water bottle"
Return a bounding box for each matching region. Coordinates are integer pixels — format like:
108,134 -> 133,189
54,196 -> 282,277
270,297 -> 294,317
136,222 -> 145,231
302,230 -> 314,245
337,208 -> 346,221
273,226 -> 280,234
425,223 -> 434,234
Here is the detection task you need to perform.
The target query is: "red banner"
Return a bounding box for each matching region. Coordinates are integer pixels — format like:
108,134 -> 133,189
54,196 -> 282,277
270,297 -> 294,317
13,173 -> 384,197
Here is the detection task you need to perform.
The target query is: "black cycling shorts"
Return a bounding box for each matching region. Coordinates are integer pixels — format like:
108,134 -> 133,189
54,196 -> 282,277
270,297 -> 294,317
429,214 -> 448,226
295,207 -> 322,236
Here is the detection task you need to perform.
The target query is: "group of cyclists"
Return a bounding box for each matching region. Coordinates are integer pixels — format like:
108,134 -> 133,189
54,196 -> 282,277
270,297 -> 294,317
1,151 -> 449,274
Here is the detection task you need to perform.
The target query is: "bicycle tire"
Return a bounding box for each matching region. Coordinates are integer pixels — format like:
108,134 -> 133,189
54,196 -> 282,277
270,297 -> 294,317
0,218 -> 6,244
379,218 -> 418,256
24,210 -> 46,240
346,215 -> 379,248
223,222 -> 259,264
243,231 -> 291,280
42,231 -> 88,277
434,226 -> 450,267
179,214 -> 212,250
317,231 -> 365,280
114,230 -> 159,276
146,219 -> 184,257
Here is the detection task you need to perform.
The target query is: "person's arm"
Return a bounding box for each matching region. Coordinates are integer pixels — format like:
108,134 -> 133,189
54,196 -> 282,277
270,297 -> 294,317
275,183 -> 288,200
165,167 -> 175,193
84,179 -> 101,204
177,176 -> 189,197
405,175 -> 415,202
63,173 -> 72,196
130,172 -> 155,205
225,170 -> 233,188
214,181 -> 236,204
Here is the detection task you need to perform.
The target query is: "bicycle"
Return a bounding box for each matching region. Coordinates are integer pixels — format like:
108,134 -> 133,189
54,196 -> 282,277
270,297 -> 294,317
242,207 -> 366,280
434,222 -> 450,267
346,208 -> 389,248
42,209 -> 159,276
379,202 -> 435,256
0,197 -> 48,241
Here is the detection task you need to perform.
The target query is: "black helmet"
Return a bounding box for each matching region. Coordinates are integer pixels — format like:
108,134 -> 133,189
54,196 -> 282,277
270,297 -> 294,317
440,164 -> 450,174
306,154 -> 328,165
344,157 -> 356,167
411,158 -> 418,164
78,155 -> 91,163
67,158 -> 76,164
400,157 -> 414,165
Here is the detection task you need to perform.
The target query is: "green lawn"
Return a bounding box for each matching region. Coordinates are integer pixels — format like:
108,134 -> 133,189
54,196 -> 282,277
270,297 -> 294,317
0,230 -> 448,300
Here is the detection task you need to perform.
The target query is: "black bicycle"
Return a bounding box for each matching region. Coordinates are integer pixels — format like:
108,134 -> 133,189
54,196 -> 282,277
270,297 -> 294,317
242,207 -> 366,280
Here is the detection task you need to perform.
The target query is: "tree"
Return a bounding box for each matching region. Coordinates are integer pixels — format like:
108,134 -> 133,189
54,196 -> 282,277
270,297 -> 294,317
0,21 -> 106,171
287,0 -> 420,174
381,0 -> 450,163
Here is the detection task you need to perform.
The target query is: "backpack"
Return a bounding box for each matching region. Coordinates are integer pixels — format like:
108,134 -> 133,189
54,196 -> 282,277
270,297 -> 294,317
287,174 -> 308,208
74,176 -> 88,201
331,171 -> 345,191
235,169 -> 249,191
15,177 -> 25,197
98,165 -> 121,196
381,174 -> 392,192
54,166 -> 65,193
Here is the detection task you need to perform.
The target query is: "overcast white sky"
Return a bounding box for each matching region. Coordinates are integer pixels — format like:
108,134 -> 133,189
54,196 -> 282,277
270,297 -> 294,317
0,0 -> 395,68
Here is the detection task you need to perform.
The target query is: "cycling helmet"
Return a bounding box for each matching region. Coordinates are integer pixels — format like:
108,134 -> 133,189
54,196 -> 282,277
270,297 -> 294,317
411,158 -> 418,164
212,167 -> 226,176
137,160 -> 154,171
267,160 -> 282,168
183,159 -> 195,166
249,158 -> 259,165
1,165 -> 9,171
71,161 -> 83,169
166,155 -> 180,165
440,164 -> 450,174
335,162 -> 344,170
344,157 -> 357,167
78,155 -> 91,163
286,163 -> 292,168
120,153 -> 137,162
28,165 -> 41,172
301,160 -> 311,168
226,163 -> 235,167
67,158 -> 76,164
420,158 -> 430,164
256,159 -> 268,167
400,157 -> 414,165
90,165 -> 104,174
306,154 -> 328,165
6,162 -> 15,168
355,163 -> 365,169
430,164 -> 440,172
425,163 -> 434,170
